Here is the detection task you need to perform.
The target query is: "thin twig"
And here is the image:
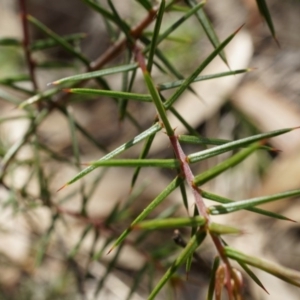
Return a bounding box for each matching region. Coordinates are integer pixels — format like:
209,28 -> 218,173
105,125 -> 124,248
19,0 -> 38,92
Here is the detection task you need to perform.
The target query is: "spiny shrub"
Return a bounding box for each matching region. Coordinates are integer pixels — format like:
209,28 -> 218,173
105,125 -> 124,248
0,0 -> 299,299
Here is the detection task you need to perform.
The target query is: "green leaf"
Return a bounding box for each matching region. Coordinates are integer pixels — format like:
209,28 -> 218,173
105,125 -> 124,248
179,179 -> 189,211
27,15 -> 90,66
206,257 -> 220,300
134,203 -> 180,246
147,0 -> 165,73
0,74 -> 30,84
0,37 -> 22,47
188,127 -> 294,164
152,1 -> 205,49
225,247 -> 300,287
256,0 -> 278,44
208,222 -> 241,235
179,134 -> 229,146
148,230 -> 206,299
186,253 -> 193,279
135,0 -> 153,11
59,122 -> 162,188
194,142 -> 260,186
209,189 -> 300,215
238,261 -> 269,294
169,106 -> 200,136
107,0 -> 133,44
81,0 -> 116,23
131,127 -> 157,188
30,33 -> 86,51
64,88 -> 152,102
133,216 -> 205,230
144,31 -> 191,43
185,0 -> 228,66
118,51 -> 133,121
110,176 -> 184,251
158,69 -> 250,91
89,158 -> 179,168
19,88 -> 60,109
50,64 -> 137,85
142,68 -> 174,136
143,42 -> 199,97
165,25 -> 242,109
167,5 -> 190,13
202,190 -> 293,221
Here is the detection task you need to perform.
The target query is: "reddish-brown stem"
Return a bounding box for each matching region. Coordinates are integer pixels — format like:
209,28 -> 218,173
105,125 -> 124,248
169,134 -> 237,298
169,135 -> 209,219
19,0 -> 38,92
90,8 -> 158,71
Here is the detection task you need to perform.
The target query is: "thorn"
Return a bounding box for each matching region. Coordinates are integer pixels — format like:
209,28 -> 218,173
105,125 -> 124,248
134,45 -> 147,73
274,36 -> 281,48
269,148 -> 282,153
247,67 -> 257,72
57,183 -> 68,192
234,24 -> 245,35
107,245 -> 115,255
62,88 -> 71,93
286,217 -> 297,223
46,82 -> 55,86
128,186 -> 133,195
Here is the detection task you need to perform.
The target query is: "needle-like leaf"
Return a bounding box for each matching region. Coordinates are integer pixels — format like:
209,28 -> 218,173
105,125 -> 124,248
194,142 -> 260,186
225,247 -> 300,287
165,25 -> 243,109
148,230 -> 206,299
133,216 -> 205,230
206,256 -> 220,300
27,15 -> 90,66
49,64 -> 137,85
64,88 -> 153,102
202,190 -> 294,221
139,54 -> 174,136
188,127 -> 295,163
88,158 -> 180,168
135,0 -> 153,11
208,222 -> 241,235
209,189 -> 300,215
185,0 -> 228,66
109,176 -> 184,251
256,0 -> 279,45
30,33 -> 86,51
147,0 -> 165,72
19,88 -> 60,109
158,69 -> 250,91
58,123 -> 162,189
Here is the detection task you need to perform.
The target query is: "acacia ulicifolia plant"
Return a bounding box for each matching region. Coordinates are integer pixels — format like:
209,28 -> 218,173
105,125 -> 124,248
1,0 -> 300,299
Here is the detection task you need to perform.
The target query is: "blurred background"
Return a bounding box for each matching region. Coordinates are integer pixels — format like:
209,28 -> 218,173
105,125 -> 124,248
0,0 -> 300,299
